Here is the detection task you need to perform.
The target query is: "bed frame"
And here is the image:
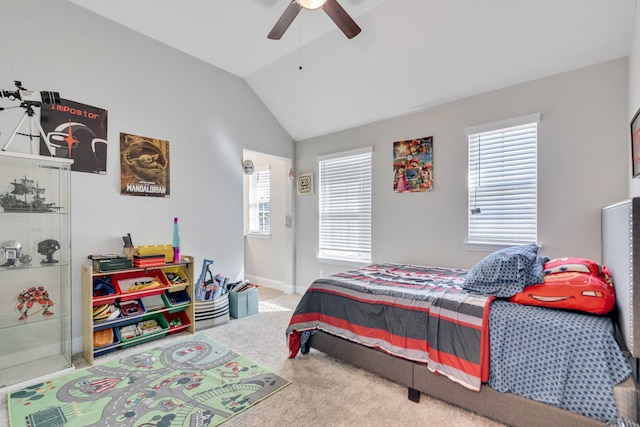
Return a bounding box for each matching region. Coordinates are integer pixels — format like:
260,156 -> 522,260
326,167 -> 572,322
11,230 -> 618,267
305,198 -> 640,427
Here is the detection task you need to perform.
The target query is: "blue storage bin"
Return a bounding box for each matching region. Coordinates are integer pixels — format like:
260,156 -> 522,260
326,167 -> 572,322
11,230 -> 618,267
162,289 -> 190,313
94,299 -> 146,331
229,287 -> 258,319
93,328 -> 121,357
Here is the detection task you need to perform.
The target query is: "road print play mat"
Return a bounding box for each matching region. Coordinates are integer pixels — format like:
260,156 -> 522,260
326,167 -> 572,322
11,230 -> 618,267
9,334 -> 290,427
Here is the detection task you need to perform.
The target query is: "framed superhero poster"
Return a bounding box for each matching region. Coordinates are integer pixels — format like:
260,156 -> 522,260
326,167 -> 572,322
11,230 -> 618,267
393,136 -> 433,193
39,99 -> 108,174
120,132 -> 170,197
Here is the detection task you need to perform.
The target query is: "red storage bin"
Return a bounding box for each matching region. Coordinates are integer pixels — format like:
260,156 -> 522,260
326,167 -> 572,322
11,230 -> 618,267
92,277 -> 121,306
112,269 -> 169,301
163,310 -> 191,334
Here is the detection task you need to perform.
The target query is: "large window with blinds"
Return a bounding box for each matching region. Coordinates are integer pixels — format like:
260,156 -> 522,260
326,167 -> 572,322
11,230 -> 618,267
467,113 -> 540,246
248,165 -> 270,234
318,147 -> 372,263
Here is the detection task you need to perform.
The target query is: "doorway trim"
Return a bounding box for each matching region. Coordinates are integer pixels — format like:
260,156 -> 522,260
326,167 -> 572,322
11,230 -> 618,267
242,149 -> 295,294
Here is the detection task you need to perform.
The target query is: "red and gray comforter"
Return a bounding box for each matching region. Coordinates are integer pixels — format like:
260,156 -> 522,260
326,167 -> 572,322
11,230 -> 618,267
286,263 -> 494,391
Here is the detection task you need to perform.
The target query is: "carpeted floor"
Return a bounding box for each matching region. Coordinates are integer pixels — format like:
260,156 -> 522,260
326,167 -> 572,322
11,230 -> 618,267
0,287 -> 504,426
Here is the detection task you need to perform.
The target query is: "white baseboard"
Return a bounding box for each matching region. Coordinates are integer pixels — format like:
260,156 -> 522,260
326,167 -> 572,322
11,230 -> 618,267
72,336 -> 83,356
245,274 -> 295,294
294,283 -> 310,294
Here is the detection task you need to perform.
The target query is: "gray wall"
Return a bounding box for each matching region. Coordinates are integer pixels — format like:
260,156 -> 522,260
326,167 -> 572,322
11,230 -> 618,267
295,58 -> 629,290
0,0 -> 293,352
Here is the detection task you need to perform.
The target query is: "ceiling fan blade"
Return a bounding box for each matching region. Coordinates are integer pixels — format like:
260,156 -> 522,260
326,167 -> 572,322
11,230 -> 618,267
323,0 -> 361,39
268,1 -> 301,40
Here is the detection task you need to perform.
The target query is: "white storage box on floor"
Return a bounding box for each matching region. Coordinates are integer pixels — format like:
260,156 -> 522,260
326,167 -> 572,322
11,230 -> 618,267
194,293 -> 229,329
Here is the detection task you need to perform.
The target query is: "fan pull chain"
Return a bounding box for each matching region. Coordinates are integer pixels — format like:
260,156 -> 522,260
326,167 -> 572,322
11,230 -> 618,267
299,11 -> 303,70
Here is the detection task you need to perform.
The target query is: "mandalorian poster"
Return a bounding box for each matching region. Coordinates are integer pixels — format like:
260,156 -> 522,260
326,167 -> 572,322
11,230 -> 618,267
120,132 -> 170,197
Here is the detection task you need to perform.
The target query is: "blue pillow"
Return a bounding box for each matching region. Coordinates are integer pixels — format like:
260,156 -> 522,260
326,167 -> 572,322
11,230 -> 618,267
463,244 -> 547,297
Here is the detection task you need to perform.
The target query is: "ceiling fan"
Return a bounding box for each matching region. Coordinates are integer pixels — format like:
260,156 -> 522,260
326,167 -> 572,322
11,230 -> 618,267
268,0 -> 361,40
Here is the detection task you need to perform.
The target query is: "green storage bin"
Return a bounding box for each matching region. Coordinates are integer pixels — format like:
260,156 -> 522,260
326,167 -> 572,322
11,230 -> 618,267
119,313 -> 169,348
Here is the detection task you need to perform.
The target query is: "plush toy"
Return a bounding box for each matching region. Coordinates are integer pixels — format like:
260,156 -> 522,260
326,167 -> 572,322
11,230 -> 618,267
509,257 -> 615,315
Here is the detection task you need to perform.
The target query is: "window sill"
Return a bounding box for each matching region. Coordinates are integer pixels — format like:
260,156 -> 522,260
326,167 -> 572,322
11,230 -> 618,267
316,256 -> 371,267
247,233 -> 271,239
464,241 -> 541,252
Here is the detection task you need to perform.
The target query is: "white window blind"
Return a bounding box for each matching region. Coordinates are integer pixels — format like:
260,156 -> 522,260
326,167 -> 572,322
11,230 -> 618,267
318,148 -> 372,262
249,165 -> 270,233
467,114 -> 539,245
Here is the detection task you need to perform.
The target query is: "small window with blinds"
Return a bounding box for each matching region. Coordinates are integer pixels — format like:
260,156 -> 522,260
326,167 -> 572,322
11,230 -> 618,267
318,147 -> 372,263
466,113 -> 540,247
249,165 -> 270,234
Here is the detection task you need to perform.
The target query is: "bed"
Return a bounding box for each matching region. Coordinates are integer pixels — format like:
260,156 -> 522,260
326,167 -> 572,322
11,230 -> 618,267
285,201 -> 640,427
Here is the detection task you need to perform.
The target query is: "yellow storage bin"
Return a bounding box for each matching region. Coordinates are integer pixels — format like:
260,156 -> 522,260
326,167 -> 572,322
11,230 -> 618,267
136,244 -> 173,263
162,266 -> 191,292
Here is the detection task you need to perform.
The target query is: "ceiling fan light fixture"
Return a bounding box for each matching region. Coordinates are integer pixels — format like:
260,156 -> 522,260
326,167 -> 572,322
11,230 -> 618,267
296,0 -> 327,10
269,0 -> 361,40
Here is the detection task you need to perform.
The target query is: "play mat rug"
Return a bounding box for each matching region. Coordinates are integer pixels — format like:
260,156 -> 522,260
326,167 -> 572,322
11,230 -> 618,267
8,334 -> 291,427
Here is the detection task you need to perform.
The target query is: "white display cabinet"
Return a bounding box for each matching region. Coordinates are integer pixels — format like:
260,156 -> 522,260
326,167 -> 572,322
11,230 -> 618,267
0,151 -> 73,391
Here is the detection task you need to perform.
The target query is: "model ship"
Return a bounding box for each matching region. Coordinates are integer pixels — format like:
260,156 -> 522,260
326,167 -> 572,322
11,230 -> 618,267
0,176 -> 59,212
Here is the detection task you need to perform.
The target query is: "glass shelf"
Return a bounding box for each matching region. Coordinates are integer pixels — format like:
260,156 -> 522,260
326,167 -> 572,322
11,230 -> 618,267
0,262 -> 69,272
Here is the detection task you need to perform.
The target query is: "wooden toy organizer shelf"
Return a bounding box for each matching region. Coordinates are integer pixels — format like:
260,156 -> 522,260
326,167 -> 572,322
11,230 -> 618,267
81,256 -> 195,365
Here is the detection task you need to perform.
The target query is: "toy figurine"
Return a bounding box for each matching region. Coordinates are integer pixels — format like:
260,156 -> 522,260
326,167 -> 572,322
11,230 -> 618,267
1,239 -> 31,267
38,239 -> 60,264
16,285 -> 54,320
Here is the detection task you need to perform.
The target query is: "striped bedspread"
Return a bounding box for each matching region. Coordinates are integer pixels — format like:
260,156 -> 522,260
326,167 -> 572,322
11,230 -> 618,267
286,263 -> 494,390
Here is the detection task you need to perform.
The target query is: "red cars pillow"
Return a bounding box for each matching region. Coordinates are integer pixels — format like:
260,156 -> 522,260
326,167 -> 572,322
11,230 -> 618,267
542,257 -> 610,279
509,258 -> 615,315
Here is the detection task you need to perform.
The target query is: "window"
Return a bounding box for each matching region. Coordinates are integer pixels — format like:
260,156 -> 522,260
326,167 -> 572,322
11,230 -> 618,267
466,113 -> 540,246
248,165 -> 270,233
318,147 -> 372,263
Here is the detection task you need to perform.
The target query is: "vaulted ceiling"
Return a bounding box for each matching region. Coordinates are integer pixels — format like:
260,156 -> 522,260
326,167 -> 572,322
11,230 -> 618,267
68,0 -> 636,141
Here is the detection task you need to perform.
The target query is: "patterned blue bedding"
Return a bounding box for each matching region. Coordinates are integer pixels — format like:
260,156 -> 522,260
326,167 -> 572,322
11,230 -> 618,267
487,300 -> 631,422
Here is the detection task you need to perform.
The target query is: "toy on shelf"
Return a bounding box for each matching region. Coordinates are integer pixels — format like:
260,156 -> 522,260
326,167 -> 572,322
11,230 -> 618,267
0,175 -> 60,212
1,239 -> 31,267
172,217 -> 180,263
38,238 -> 60,264
122,233 -> 134,260
16,285 -> 55,321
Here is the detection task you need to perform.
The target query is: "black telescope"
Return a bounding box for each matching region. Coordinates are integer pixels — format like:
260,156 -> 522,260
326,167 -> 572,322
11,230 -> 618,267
0,80 -> 60,106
